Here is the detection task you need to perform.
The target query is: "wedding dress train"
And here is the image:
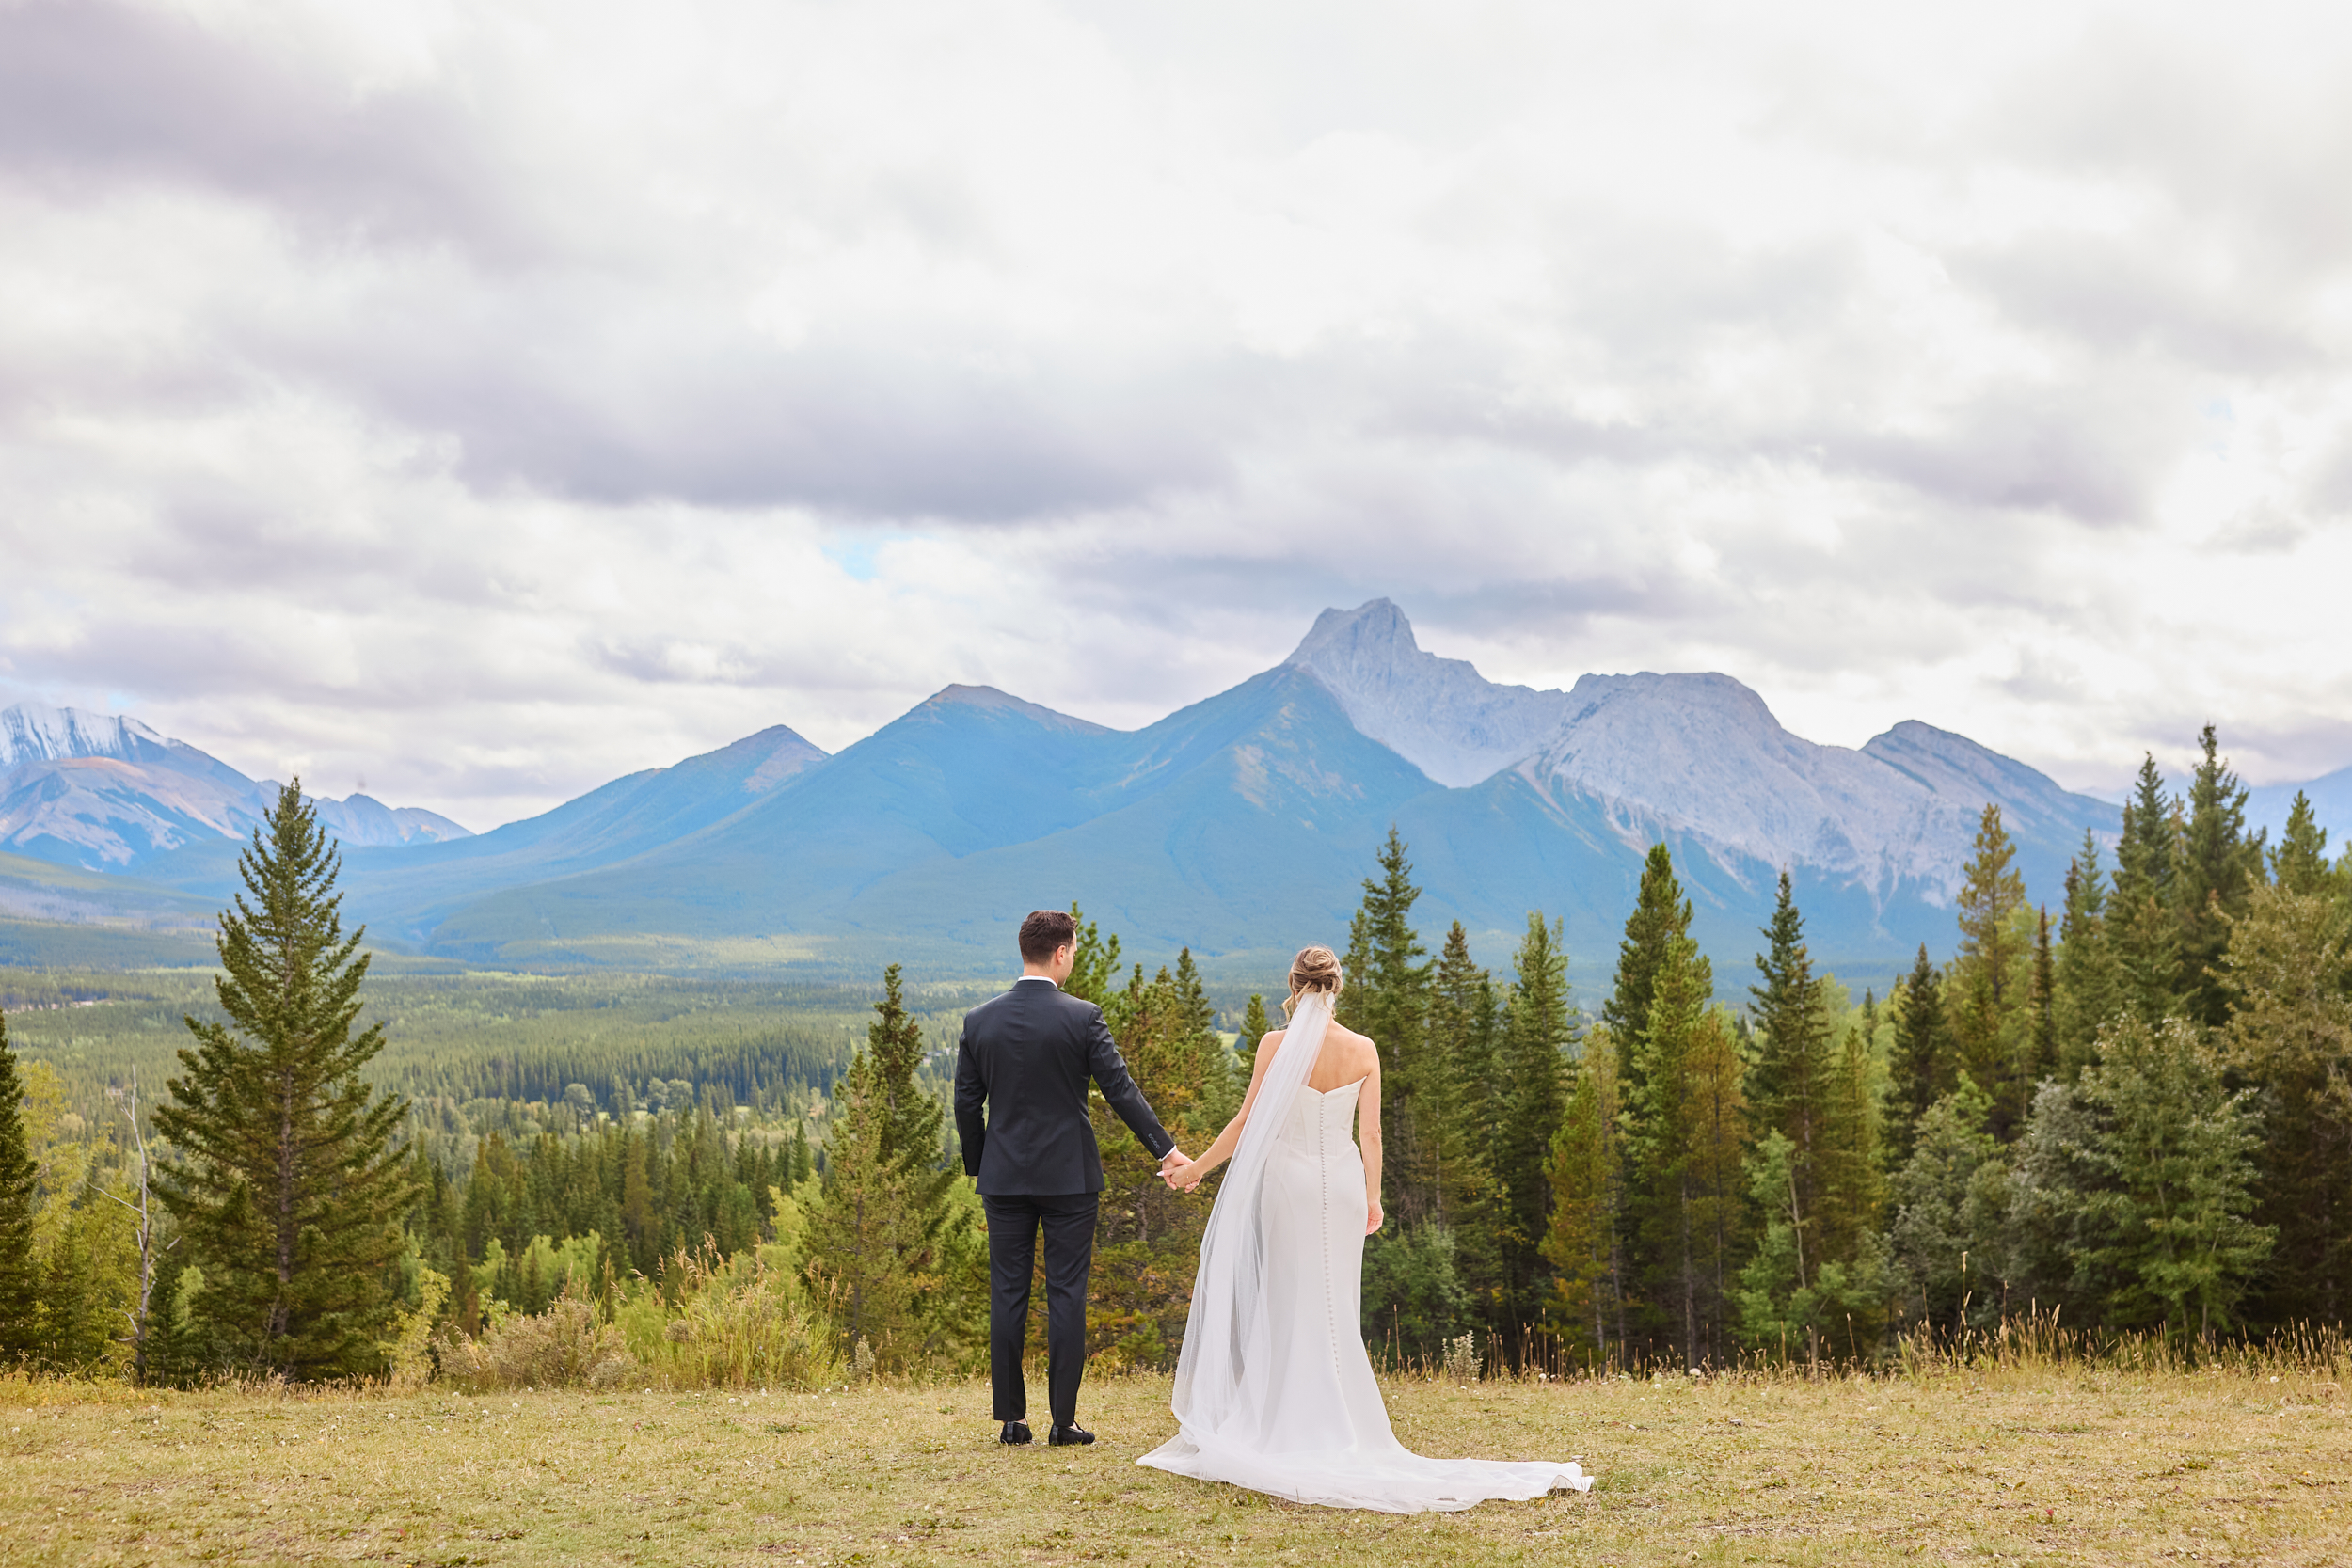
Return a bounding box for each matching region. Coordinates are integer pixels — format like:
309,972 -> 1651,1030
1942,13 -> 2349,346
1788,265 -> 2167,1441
1137,994 -> 1591,1513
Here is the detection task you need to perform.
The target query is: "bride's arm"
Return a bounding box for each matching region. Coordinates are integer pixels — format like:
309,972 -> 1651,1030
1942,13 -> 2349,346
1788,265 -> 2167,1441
1359,1055 -> 1384,1234
1168,1028 -> 1284,1189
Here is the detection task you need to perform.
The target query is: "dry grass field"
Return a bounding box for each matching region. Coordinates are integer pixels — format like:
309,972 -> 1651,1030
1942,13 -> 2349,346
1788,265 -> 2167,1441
4,1361 -> 2347,1567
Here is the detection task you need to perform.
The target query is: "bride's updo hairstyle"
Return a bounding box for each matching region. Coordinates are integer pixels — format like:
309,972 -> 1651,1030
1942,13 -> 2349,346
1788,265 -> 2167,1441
1285,945 -> 1343,1014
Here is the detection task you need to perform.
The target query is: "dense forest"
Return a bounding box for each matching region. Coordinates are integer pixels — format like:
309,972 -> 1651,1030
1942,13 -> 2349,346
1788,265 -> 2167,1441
2,725 -> 2346,1384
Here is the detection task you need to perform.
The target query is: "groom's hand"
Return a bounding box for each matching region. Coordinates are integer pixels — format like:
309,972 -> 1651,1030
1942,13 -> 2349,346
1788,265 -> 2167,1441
1157,1146 -> 1190,1176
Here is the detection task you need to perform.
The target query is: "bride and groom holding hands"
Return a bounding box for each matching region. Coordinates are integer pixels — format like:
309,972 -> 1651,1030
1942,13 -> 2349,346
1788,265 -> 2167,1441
953,909 -> 1593,1513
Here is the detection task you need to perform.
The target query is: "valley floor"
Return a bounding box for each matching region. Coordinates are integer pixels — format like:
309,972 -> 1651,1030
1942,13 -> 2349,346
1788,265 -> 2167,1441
3,1365 -> 2345,1566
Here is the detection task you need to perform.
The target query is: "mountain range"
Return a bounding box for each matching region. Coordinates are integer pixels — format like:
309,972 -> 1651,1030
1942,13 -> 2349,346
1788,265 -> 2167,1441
6,602 -> 2343,988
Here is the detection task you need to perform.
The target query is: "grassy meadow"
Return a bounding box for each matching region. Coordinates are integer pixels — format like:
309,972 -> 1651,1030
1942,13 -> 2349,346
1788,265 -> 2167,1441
6,1360 -> 2347,1567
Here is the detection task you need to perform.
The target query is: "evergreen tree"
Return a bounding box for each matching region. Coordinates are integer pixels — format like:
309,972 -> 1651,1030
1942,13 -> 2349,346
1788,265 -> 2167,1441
1236,994 -> 1272,1077
2112,755 -> 2185,1021
0,1007 -> 37,1364
1948,804 -> 2032,1138
152,783 -> 418,1380
2219,880 -> 2352,1326
1747,873 -> 1830,1230
2267,791 -> 2332,898
803,1081 -> 925,1369
1606,844 -> 1698,1095
2028,906 -> 2056,1095
1629,935 -> 1745,1370
1886,1075 -> 2009,1335
787,1120 -> 816,1187
1816,1019 -> 1886,1275
2177,725 -> 2264,1028
1337,830 -> 1436,1222
1172,948 -> 1240,1129
1429,924 -> 1508,1326
2054,834 -> 2124,1081
1886,944 -> 1951,1165
1494,913 -> 1575,1342
2075,1016 -> 2274,1340
1542,1034 -> 1619,1361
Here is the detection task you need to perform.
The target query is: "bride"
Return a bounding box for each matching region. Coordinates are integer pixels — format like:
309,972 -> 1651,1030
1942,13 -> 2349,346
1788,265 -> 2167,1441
1139,946 -> 1593,1513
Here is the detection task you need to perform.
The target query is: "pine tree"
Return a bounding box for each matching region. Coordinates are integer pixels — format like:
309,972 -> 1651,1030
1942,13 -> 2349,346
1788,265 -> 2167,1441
2178,725 -> 2265,1028
1748,873 -> 1830,1227
1543,1037 -> 1619,1362
787,1120 -> 816,1187
1172,948 -> 1239,1129
1236,994 -> 1272,1078
1338,830 -> 1436,1222
2054,833 -> 2124,1081
151,783 -> 418,1380
2112,754 -> 2185,1021
1948,804 -> 2031,1138
0,1006 -> 38,1363
2268,792 -> 2333,896
2028,906 -> 2056,1095
2219,879 -> 2352,1327
1429,924 -> 1508,1324
1606,844 -> 1697,1096
1494,913 -> 1576,1342
1886,944 -> 1951,1165
1815,1019 -> 1887,1297
803,1083 -> 924,1369
2076,1016 -> 2274,1340
1629,935 -> 1745,1370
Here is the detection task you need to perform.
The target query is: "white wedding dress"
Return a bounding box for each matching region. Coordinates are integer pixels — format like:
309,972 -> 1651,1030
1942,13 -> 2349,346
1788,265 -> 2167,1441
1138,993 -> 1592,1513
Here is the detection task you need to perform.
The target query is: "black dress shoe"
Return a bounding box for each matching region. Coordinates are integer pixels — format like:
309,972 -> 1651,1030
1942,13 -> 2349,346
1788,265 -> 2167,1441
1048,1424 -> 1095,1447
998,1421 -> 1032,1445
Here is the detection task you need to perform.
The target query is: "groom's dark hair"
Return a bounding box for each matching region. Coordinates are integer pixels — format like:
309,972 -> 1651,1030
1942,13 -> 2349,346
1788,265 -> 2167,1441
1019,909 -> 1077,963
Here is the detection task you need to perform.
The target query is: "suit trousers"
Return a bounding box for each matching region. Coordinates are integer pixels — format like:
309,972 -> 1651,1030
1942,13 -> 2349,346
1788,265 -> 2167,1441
982,1192 -> 1098,1428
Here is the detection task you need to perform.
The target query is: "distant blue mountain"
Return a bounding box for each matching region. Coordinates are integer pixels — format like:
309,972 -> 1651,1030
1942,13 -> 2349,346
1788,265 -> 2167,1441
25,601 -> 2315,991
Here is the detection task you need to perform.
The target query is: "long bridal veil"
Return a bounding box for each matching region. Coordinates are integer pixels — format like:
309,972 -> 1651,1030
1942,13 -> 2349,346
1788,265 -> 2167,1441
1165,990 -> 1334,1436
1142,991 -> 1593,1513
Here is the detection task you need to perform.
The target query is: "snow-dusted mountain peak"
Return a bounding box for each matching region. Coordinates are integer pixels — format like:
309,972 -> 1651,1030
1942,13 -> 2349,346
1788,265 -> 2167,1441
2,701 -> 170,768
1284,600 -> 1571,786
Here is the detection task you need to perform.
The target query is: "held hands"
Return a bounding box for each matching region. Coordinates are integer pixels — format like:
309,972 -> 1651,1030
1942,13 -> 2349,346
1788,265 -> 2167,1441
1159,1146 -> 1207,1192
1156,1147 -> 1190,1184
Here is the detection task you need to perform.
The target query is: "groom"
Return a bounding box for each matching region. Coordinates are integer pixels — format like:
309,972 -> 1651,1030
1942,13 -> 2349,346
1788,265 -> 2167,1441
955,909 -> 1186,1448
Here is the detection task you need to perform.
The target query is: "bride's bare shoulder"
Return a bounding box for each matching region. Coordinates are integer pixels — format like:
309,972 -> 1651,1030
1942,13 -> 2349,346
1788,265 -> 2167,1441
1327,1022 -> 1381,1066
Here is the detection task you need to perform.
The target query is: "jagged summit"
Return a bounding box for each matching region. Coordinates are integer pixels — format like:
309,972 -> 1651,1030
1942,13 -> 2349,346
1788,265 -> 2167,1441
1284,600 -> 1570,786
2,700 -> 173,768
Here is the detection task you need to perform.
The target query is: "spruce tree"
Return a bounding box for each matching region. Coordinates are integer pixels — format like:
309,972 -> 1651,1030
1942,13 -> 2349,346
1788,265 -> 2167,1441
2028,906 -> 2056,1094
1748,873 -> 1829,1227
2218,879 -> 2352,1327
0,1006 -> 38,1364
2054,833 -> 2123,1081
152,783 -> 418,1380
1948,804 -> 2031,1138
1606,844 -> 1699,1091
2268,792 -> 2333,896
1886,944 -> 1951,1165
2178,725 -> 2264,1028
803,1081 -> 924,1368
1629,935 -> 1744,1370
1542,1040 -> 1619,1360
1337,830 -> 1436,1222
1236,994 -> 1272,1077
1494,913 -> 1575,1342
2112,754 -> 2185,1020
1429,923 -> 1506,1314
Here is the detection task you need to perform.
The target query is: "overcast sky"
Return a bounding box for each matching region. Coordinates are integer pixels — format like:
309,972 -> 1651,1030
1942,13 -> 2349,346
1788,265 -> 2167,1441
4,0 -> 2349,830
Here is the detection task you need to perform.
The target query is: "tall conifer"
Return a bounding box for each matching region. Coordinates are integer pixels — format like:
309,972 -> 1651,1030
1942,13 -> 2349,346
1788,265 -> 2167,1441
1236,994 -> 1272,1077
2268,792 -> 2332,897
2055,833 -> 2123,1080
2112,754 -> 2185,1020
1949,804 -> 2030,1137
0,1006 -> 38,1363
1607,845 -> 1699,1097
1338,830 -> 1436,1221
1887,944 -> 1951,1165
1495,914 -> 1575,1340
2178,725 -> 2264,1028
152,783 -> 417,1380
1748,873 -> 1829,1224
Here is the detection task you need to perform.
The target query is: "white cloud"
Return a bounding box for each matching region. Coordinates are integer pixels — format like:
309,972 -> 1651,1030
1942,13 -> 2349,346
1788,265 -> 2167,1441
3,0 -> 2350,825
